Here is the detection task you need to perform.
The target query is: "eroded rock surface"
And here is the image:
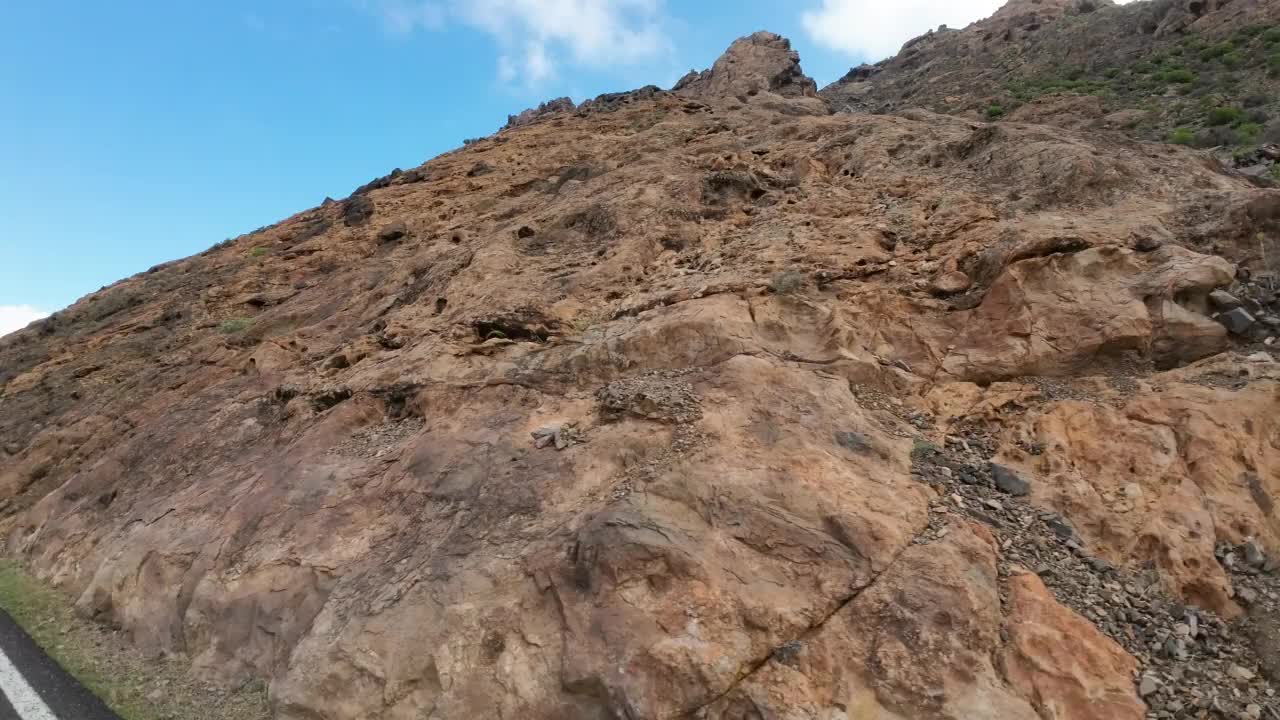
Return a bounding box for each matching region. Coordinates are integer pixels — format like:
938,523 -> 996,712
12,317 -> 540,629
1,22 -> 1278,720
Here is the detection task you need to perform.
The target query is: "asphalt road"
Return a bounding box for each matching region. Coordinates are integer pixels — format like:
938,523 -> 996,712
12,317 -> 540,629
0,611 -> 120,720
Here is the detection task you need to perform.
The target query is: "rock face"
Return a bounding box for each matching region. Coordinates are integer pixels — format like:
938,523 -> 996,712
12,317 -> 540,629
674,31 -> 821,105
1,24 -> 1279,720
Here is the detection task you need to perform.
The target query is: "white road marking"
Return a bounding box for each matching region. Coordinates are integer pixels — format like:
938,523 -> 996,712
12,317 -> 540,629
0,642 -> 58,720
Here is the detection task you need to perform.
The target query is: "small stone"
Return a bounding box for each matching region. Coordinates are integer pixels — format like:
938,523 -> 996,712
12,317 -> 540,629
1088,557 -> 1113,573
930,270 -> 972,296
938,466 -> 954,479
983,499 -> 1003,512
990,463 -> 1030,496
1243,542 -> 1266,569
1246,352 -> 1271,363
1162,637 -> 1187,660
1209,289 -> 1243,311
1139,675 -> 1160,697
1046,517 -> 1075,539
1238,587 -> 1259,605
1219,307 -> 1256,335
1245,704 -> 1262,720
1227,664 -> 1256,682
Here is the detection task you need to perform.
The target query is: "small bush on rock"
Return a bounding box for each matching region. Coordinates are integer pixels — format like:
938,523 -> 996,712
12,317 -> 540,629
769,270 -> 805,294
1208,106 -> 1244,126
220,318 -> 252,334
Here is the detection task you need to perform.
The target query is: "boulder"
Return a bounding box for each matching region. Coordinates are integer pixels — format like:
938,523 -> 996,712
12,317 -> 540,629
377,221 -> 408,243
991,462 -> 1031,496
1220,307 -> 1257,335
1210,289 -> 1243,311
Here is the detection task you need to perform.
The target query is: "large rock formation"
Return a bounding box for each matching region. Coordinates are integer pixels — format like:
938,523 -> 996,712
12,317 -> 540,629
1,22 -> 1278,720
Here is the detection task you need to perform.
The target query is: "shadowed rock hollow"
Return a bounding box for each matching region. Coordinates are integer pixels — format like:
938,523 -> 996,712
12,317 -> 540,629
2,12 -> 1280,720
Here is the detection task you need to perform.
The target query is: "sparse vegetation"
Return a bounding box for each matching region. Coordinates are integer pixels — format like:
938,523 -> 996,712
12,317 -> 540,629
0,560 -> 269,720
249,246 -> 268,258
1237,122 -> 1264,144
1157,67 -> 1197,84
206,238 -> 236,254
1170,127 -> 1195,145
910,439 -> 940,464
986,104 -> 1006,119
219,318 -> 252,334
768,270 -> 805,294
1199,41 -> 1234,61
1207,106 -> 1244,126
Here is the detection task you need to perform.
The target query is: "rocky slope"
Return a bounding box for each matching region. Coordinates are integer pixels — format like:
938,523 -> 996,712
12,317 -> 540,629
2,17 -> 1280,720
823,0 -> 1280,179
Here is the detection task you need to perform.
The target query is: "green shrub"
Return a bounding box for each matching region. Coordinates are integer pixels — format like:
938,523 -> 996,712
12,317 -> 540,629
1158,68 -> 1197,84
1270,53 -> 1280,77
219,318 -> 252,334
1170,127 -> 1195,145
1221,52 -> 1244,69
986,104 -> 1006,119
249,246 -> 268,257
1104,67 -> 1122,78
1261,27 -> 1280,44
1207,106 -> 1244,126
1200,42 -> 1234,61
1237,122 -> 1264,144
768,270 -> 805,294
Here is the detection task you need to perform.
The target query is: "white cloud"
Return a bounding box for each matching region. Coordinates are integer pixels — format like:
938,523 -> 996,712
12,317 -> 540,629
802,0 -> 1134,61
360,0 -> 668,84
359,0 -> 446,34
0,305 -> 48,338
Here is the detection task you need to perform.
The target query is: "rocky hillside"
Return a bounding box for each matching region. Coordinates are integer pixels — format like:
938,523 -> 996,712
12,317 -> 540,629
1,16 -> 1280,720
824,0 -> 1280,179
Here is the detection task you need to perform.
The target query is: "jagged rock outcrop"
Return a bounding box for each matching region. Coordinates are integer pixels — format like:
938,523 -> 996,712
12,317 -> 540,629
504,96 -> 575,130
1,25 -> 1278,720
674,31 -> 824,113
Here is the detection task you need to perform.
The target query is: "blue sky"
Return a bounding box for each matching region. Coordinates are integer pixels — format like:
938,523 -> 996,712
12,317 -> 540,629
0,0 -> 1027,334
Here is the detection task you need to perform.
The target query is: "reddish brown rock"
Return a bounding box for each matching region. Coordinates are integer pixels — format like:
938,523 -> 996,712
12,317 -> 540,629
0,24 -> 1275,720
1002,570 -> 1147,720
